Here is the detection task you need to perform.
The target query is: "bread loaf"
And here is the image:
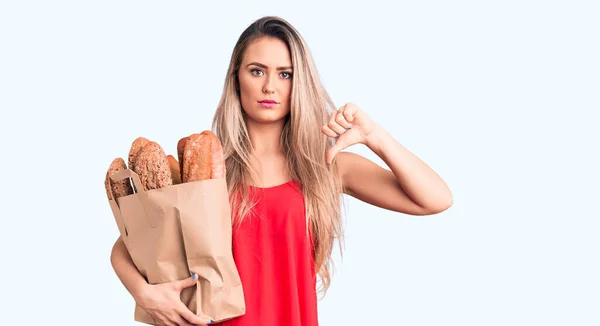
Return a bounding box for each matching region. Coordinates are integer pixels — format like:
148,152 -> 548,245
182,130 -> 225,182
205,130 -> 225,179
132,141 -> 173,191
177,136 -> 189,175
104,157 -> 133,200
128,137 -> 150,171
167,155 -> 181,185
182,133 -> 211,182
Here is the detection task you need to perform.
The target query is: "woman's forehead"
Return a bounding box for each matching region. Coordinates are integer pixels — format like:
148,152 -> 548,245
242,37 -> 292,68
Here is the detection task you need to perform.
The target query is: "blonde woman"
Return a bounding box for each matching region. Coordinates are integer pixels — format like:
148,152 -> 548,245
111,16 -> 453,326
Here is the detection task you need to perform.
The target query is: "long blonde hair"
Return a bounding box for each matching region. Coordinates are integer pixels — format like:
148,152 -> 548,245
211,16 -> 345,296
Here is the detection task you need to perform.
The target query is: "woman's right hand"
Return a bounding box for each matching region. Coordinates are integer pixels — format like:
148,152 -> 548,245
136,274 -> 211,326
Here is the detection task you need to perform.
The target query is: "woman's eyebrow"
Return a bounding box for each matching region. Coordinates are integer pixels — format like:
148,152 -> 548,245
246,62 -> 292,70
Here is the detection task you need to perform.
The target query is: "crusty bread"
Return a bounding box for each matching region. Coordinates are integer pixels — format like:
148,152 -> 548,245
177,136 -> 189,175
167,155 -> 181,185
132,141 -> 173,191
105,157 -> 133,200
128,137 -> 150,171
182,133 -> 211,182
182,130 -> 225,182
205,130 -> 225,179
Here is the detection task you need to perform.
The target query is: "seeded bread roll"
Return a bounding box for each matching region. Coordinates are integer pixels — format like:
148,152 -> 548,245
105,157 -> 133,200
182,133 -> 211,182
128,137 -> 150,171
167,155 -> 181,185
132,141 -> 172,191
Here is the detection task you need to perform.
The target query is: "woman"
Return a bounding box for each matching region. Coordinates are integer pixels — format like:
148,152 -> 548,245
111,16 -> 453,326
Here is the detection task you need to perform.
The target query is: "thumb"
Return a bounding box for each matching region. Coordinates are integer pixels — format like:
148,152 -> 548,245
326,138 -> 349,165
176,273 -> 198,290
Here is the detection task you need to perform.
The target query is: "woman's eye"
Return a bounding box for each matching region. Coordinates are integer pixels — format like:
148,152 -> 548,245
251,69 -> 263,76
280,72 -> 293,79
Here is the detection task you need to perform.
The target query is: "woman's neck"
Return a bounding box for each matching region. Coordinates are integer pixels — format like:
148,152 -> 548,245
246,119 -> 285,156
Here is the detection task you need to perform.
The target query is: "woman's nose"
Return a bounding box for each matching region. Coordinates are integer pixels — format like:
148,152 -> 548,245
262,76 -> 275,94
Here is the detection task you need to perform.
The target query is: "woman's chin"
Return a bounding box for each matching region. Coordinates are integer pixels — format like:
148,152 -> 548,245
246,110 -> 289,124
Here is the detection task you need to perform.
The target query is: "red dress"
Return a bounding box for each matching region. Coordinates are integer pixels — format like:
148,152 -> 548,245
215,180 -> 318,326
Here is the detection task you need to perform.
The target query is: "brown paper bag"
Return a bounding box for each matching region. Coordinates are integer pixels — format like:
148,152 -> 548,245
107,169 -> 245,324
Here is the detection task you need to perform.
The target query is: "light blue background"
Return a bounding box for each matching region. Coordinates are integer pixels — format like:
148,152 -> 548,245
1,1 -> 598,325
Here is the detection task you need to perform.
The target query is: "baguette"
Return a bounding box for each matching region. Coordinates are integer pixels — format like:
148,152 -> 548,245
104,157 -> 133,200
167,155 -> 181,185
182,130 -> 225,182
132,141 -> 173,191
205,130 -> 225,179
177,136 -> 190,175
182,133 -> 211,182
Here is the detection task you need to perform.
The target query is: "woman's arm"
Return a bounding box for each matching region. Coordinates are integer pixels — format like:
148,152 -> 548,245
110,237 -> 149,302
323,102 -> 453,216
337,125 -> 453,215
110,237 -> 211,325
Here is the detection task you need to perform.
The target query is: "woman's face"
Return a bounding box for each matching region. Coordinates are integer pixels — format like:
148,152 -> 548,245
237,36 -> 293,125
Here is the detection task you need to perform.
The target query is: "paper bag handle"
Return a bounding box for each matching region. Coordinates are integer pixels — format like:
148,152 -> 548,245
108,169 -> 158,228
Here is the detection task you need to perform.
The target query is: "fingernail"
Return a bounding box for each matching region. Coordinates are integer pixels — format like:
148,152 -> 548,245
207,321 -> 211,324
335,134 -> 339,138
191,273 -> 197,280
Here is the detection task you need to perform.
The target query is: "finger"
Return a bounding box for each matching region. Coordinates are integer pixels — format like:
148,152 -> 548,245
153,313 -> 172,326
341,103 -> 357,123
326,138 -> 350,165
177,302 -> 212,325
343,107 -> 354,123
321,125 -> 338,138
327,118 -> 347,135
175,273 -> 198,291
172,313 -> 194,326
160,320 -> 176,326
335,110 -> 353,129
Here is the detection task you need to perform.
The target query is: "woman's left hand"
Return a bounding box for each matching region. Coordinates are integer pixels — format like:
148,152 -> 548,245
321,102 -> 378,165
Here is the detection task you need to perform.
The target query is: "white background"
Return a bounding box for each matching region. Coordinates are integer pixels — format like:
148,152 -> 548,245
1,1 -> 598,325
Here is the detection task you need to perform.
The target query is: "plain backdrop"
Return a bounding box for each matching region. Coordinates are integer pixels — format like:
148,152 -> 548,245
1,1 -> 598,325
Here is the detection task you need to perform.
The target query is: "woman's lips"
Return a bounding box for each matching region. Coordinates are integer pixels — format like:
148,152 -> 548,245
258,100 -> 278,108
